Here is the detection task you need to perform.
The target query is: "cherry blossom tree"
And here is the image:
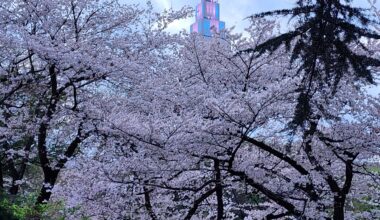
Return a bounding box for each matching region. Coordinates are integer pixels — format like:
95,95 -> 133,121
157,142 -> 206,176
1,0 -> 379,219
57,16 -> 379,219
0,0 -> 190,206
55,16 -> 380,219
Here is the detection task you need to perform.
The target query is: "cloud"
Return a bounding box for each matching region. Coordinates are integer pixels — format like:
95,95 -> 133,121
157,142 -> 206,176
154,0 -> 171,10
125,0 -> 379,34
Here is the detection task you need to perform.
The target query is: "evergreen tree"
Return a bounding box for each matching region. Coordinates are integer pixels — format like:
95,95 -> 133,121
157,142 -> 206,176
250,0 -> 380,127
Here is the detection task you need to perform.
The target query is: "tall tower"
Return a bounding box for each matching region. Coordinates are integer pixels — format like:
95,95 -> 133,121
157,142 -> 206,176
190,0 -> 226,37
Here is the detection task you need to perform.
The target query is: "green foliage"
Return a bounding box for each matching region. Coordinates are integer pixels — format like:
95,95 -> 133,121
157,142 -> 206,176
0,202 -> 17,220
0,191 -> 68,220
352,199 -> 380,212
249,194 -> 264,206
350,174 -> 380,215
369,166 -> 380,174
0,192 -> 42,219
0,189 -> 93,220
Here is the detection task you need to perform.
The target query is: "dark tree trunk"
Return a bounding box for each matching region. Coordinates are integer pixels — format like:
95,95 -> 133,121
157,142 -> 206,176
36,170 -> 59,204
8,137 -> 34,195
228,169 -> 302,218
0,160 -> 4,189
34,64 -> 81,205
36,119 -> 84,204
332,157 -> 355,220
9,184 -> 18,195
184,188 -> 217,220
333,195 -> 346,220
214,160 -> 224,220
143,186 -> 157,220
8,160 -> 21,195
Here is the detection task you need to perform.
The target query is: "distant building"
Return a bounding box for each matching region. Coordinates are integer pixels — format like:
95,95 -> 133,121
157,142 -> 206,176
190,0 -> 226,37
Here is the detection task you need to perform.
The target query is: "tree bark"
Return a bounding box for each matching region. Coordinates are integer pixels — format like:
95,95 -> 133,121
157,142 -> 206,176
242,136 -> 309,175
0,160 -> 3,190
333,195 -> 346,220
228,169 -> 302,218
36,170 -> 59,204
143,186 -> 157,220
8,161 -> 19,195
332,157 -> 354,220
214,160 -> 224,220
184,188 -> 217,220
36,65 -> 58,204
9,137 -> 34,195
36,123 -> 84,204
304,121 -> 355,220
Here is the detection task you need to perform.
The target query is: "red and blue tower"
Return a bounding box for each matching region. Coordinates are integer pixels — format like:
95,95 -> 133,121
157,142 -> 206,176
190,0 -> 226,37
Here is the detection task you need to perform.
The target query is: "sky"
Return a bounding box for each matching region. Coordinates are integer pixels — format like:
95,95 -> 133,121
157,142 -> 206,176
126,0 -> 379,34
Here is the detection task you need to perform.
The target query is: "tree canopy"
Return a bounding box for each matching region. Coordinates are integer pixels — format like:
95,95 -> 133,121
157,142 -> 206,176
250,0 -> 380,127
0,0 -> 379,220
